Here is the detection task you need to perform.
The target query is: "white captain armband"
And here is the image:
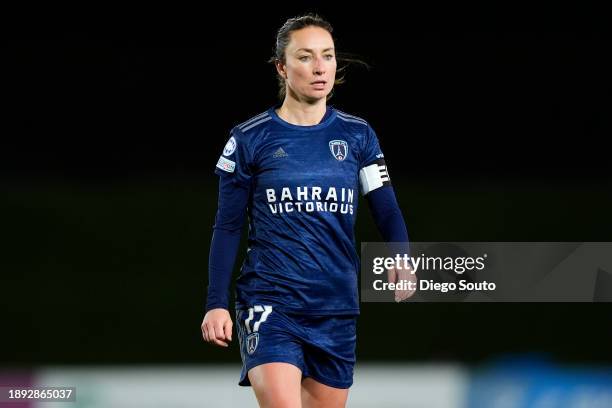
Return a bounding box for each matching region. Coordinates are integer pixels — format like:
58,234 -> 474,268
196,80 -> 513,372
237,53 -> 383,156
359,158 -> 391,195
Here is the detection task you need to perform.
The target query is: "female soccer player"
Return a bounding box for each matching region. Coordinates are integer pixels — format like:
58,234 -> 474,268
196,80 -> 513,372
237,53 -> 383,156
201,13 -> 412,408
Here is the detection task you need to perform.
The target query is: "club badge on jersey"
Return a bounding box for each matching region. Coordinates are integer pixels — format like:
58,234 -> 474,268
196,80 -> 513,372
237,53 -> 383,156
329,140 -> 348,161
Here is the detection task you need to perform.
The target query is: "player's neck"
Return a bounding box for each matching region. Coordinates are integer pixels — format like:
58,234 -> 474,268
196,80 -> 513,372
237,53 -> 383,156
276,98 -> 327,126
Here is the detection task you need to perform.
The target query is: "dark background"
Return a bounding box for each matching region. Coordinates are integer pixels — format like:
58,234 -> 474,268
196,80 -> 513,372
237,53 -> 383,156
2,4 -> 611,366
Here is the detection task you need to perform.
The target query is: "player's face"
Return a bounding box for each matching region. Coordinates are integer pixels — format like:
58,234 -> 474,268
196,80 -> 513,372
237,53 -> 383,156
280,26 -> 337,102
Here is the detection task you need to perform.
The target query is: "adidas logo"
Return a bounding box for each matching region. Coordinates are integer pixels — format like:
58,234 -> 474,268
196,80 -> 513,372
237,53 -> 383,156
272,147 -> 288,158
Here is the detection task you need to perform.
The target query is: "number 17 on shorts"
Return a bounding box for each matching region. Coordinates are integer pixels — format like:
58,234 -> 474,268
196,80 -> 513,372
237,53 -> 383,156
243,305 -> 273,355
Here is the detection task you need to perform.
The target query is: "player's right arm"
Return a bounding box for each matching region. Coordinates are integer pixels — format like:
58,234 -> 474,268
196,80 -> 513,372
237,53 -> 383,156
202,129 -> 253,346
201,174 -> 249,347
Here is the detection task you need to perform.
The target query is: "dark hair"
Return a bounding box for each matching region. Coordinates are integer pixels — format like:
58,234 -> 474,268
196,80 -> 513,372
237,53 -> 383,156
268,13 -> 369,101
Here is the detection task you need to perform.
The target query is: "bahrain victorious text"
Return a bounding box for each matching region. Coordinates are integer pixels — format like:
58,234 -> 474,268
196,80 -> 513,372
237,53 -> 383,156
266,186 -> 355,215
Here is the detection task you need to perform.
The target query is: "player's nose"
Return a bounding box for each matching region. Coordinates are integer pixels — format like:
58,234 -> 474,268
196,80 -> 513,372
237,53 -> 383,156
313,57 -> 325,75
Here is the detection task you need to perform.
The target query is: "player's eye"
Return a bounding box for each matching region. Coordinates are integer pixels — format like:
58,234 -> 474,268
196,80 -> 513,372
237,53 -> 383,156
298,56 -> 310,62
324,54 -> 334,60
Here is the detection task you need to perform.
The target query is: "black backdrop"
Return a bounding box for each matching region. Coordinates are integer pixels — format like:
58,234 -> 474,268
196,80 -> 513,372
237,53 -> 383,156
2,4 -> 611,366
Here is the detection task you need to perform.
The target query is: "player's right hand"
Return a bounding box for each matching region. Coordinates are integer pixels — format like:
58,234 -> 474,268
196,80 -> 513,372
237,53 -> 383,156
201,308 -> 233,347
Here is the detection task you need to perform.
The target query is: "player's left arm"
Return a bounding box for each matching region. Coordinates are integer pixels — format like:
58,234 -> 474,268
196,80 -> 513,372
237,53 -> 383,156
359,124 -> 415,301
365,185 -> 416,302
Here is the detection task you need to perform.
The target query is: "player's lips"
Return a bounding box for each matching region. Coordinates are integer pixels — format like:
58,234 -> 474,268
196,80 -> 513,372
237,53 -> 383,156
311,80 -> 327,89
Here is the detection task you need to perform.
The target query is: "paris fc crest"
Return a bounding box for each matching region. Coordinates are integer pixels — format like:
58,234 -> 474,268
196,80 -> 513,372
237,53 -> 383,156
329,140 -> 348,161
246,333 -> 259,355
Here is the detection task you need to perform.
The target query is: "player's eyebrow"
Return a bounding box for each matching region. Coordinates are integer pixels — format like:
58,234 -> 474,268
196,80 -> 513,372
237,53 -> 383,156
295,47 -> 335,53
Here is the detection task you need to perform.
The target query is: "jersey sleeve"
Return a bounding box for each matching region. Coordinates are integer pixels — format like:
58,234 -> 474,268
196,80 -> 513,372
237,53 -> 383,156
214,127 -> 253,187
359,124 -> 391,196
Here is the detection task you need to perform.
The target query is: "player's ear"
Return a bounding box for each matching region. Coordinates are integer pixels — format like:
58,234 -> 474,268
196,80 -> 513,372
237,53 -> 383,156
275,60 -> 287,79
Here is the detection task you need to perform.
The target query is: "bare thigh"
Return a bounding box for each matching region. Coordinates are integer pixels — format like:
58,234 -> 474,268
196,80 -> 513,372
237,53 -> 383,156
248,362 -> 303,408
301,377 -> 349,408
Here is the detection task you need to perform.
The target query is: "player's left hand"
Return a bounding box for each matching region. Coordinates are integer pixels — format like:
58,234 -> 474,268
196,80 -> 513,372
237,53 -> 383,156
387,265 -> 417,302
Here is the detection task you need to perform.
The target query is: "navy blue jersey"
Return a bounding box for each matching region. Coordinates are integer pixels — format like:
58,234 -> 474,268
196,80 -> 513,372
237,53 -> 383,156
215,106 -> 390,315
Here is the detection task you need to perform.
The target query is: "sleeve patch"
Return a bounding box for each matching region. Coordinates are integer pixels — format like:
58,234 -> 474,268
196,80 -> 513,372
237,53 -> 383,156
216,156 -> 236,173
222,136 -> 237,156
359,158 -> 391,195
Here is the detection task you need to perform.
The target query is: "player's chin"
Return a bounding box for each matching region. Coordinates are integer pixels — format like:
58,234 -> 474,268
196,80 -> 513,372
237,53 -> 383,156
305,88 -> 331,102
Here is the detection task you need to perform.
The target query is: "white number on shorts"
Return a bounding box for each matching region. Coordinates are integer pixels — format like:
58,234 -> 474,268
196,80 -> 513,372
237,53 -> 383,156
244,305 -> 272,334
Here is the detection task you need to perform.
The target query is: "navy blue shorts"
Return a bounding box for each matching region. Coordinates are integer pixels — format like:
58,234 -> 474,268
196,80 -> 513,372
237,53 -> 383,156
236,305 -> 357,389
